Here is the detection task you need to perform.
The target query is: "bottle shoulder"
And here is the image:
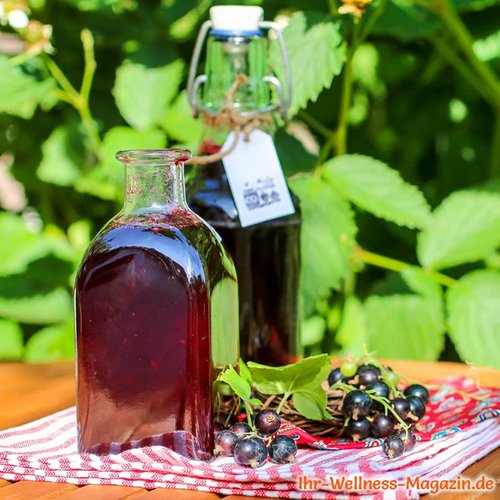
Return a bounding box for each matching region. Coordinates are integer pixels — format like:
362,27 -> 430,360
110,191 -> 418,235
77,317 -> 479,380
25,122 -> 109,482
78,209 -> 234,282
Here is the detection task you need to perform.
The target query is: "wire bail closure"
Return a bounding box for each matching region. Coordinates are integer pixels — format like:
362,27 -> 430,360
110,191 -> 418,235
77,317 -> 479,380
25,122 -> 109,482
187,20 -> 292,121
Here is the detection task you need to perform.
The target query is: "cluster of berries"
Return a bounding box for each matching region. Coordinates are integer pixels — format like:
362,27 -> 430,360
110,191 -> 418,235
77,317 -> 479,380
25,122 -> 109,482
214,409 -> 297,468
329,361 -> 430,459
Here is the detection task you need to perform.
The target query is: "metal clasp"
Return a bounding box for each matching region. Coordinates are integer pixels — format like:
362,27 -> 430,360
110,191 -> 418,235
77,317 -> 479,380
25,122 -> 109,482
187,20 -> 292,120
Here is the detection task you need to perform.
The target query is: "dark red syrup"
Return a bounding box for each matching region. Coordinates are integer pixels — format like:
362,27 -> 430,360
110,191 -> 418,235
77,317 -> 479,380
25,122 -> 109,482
75,210 -> 224,454
187,147 -> 301,365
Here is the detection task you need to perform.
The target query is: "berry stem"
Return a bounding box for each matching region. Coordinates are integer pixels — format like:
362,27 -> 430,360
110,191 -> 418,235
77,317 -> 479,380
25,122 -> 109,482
276,391 -> 292,414
370,394 -> 410,436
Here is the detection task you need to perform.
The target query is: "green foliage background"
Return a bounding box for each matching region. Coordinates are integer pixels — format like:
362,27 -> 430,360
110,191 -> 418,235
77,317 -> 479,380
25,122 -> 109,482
0,0 -> 498,367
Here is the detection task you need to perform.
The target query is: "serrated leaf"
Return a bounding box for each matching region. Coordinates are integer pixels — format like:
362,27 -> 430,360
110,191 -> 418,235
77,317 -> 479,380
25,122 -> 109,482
113,60 -> 184,130
289,174 -> 356,315
324,154 -> 431,229
0,319 -> 24,360
447,270 -> 500,369
248,354 -> 331,395
0,213 -> 53,277
371,1 -> 438,41
275,128 -> 317,176
401,267 -> 441,302
0,56 -> 56,119
159,91 -> 203,147
417,191 -> 500,270
335,296 -> 368,357
99,126 -> 166,166
75,126 -> 167,201
293,384 -> 330,420
25,321 -> 74,362
239,359 -> 253,385
301,316 -> 326,347
37,126 -> 83,186
219,365 -> 252,401
269,12 -> 345,117
365,294 -> 444,361
0,287 -> 72,324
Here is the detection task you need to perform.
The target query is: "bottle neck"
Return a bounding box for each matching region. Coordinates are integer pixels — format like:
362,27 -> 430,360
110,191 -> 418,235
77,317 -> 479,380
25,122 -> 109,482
116,150 -> 190,214
203,33 -> 269,113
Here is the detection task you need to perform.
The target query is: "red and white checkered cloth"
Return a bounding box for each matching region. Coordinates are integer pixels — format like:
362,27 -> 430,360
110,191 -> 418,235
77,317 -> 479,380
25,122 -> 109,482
0,378 -> 498,499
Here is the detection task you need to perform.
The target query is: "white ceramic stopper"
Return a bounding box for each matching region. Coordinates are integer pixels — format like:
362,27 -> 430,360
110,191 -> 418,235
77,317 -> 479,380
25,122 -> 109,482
210,5 -> 264,32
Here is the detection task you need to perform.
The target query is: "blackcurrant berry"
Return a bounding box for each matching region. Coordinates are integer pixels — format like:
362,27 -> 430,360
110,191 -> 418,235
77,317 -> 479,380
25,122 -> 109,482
342,390 -> 372,420
346,418 -> 370,441
391,397 -> 410,420
382,434 -> 405,459
214,430 -> 239,457
357,364 -> 380,386
230,421 -> 253,438
395,428 -> 417,451
254,409 -> 281,436
366,381 -> 390,399
234,437 -> 268,468
340,360 -> 357,378
268,435 -> 298,464
328,367 -> 343,386
370,413 -> 394,438
407,395 -> 426,421
404,384 -> 430,404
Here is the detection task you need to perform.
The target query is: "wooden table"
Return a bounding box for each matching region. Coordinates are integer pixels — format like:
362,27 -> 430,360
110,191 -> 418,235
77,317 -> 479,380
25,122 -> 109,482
0,360 -> 498,499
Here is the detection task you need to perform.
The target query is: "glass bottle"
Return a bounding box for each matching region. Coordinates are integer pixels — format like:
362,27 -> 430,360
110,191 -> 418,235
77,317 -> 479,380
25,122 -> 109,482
75,149 -> 238,455
187,6 -> 301,365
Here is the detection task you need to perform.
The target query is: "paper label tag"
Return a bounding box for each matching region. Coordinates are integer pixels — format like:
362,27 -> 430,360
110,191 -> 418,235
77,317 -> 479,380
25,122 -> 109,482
222,130 -> 295,228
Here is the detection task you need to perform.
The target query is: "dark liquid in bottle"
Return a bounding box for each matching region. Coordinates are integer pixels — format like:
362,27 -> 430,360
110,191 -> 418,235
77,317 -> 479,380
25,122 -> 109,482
75,211 -> 227,454
188,158 -> 301,365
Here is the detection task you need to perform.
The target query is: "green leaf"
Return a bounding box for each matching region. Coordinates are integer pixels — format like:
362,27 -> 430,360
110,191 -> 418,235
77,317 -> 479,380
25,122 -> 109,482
364,294 -> 444,361
75,126 -> 166,200
289,174 -> 357,315
0,287 -> 72,324
247,398 -> 263,406
0,255 -> 73,324
301,316 -> 327,347
248,354 -> 332,395
75,166 -> 122,201
113,59 -> 184,130
211,277 -> 239,368
293,383 -> 331,420
335,296 -> 368,357
453,0 -> 498,11
0,319 -> 24,360
417,191 -> 500,270
219,365 -> 252,401
447,270 -> 500,369
239,359 -> 253,385
275,128 -> 317,176
269,12 -> 345,117
0,213 -> 52,277
25,321 -> 74,362
0,56 -> 56,119
159,91 -> 203,147
99,126 -> 166,165
324,154 -> 431,229
401,267 -> 441,302
37,126 -> 83,186
371,1 -> 438,41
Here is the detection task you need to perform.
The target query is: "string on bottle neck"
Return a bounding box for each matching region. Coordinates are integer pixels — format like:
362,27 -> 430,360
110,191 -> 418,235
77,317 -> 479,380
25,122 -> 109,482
186,74 -> 273,165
